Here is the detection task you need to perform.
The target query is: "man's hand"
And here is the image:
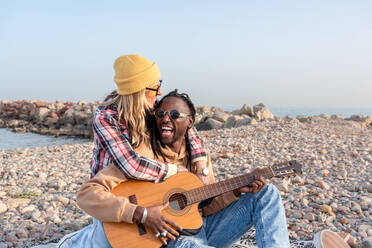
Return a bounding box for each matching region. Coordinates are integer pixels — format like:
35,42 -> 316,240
233,168 -> 267,197
144,202 -> 182,245
193,160 -> 210,185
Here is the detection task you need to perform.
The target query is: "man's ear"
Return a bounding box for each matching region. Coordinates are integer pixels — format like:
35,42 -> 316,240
187,116 -> 194,129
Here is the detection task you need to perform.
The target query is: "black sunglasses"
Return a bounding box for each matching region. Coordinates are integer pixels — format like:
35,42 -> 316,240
146,80 -> 162,95
155,109 -> 190,120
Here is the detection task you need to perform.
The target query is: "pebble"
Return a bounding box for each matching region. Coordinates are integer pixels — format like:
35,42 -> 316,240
362,239 -> 372,248
1,118 -> 371,247
303,213 -> 315,221
21,204 -> 37,214
0,202 -> 7,214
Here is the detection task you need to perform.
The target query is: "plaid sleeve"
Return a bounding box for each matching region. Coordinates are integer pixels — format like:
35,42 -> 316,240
92,108 -> 171,183
187,127 -> 207,162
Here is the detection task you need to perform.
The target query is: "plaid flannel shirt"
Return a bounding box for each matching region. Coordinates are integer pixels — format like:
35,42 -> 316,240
90,105 -> 206,182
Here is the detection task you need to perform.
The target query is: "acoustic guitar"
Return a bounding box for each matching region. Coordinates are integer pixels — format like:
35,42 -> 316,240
103,160 -> 303,248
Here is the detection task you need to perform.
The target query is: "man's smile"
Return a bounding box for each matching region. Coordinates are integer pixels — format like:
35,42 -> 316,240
160,124 -> 174,140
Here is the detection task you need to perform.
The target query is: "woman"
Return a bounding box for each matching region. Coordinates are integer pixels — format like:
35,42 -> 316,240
90,54 -> 208,182
57,55 -> 209,247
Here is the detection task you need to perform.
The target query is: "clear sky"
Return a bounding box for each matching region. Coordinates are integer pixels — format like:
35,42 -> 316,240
1,0 -> 371,108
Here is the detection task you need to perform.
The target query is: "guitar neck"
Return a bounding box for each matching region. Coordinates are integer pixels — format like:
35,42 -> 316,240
185,167 -> 274,205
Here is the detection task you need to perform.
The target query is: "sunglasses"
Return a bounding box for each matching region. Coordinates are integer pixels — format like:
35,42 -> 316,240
146,80 -> 162,96
155,109 -> 190,120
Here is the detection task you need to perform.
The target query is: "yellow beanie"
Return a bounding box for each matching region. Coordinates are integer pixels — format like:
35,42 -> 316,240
113,54 -> 161,95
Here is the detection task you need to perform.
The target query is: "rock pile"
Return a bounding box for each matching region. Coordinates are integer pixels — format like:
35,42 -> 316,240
0,100 -> 100,138
195,103 -> 274,130
1,100 -> 372,138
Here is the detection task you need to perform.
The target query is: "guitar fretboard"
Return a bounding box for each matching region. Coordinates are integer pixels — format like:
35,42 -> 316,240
184,168 -> 274,205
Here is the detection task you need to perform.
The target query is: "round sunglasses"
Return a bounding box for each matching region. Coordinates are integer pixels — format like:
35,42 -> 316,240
146,80 -> 162,96
155,109 -> 190,120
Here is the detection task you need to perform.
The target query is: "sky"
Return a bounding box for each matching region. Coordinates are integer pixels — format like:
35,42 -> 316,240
1,0 -> 371,109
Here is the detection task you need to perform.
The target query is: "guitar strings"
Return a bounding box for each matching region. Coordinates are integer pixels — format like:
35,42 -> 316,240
168,163 -> 296,206
169,173 -> 272,206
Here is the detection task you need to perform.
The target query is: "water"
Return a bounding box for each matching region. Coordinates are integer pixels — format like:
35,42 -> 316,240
223,106 -> 372,118
0,128 -> 90,151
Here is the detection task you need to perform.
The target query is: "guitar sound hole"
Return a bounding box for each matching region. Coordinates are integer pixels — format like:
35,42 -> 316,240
169,193 -> 187,211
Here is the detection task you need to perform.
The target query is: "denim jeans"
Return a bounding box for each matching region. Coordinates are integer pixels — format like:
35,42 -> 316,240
57,184 -> 290,248
166,184 -> 290,248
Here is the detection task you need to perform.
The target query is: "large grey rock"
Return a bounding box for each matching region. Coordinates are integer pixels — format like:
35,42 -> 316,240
234,117 -> 252,127
196,118 -> 223,131
35,107 -> 50,124
296,115 -> 311,123
240,104 -> 252,116
212,111 -> 230,123
74,111 -> 92,125
224,115 -> 243,128
331,114 -> 344,120
252,103 -> 274,121
231,104 -> 252,116
197,106 -> 210,113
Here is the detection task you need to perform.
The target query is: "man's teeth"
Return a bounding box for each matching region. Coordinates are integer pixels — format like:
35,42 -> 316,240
162,127 -> 173,131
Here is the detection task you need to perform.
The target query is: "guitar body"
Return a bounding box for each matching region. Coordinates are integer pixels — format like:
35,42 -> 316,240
103,172 -> 204,248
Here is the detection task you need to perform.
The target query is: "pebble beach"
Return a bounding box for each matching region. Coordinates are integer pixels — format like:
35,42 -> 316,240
1,117 -> 372,247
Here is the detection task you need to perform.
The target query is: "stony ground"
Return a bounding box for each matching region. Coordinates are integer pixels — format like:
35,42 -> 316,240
0,118 -> 371,247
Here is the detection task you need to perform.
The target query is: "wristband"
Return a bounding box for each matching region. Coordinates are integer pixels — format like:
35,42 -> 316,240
140,207 -> 147,223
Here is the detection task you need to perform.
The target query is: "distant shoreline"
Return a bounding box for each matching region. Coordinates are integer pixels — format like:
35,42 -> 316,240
222,106 -> 372,118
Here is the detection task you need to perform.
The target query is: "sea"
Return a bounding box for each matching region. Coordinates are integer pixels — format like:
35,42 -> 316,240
0,129 -> 91,151
1,107 -> 371,151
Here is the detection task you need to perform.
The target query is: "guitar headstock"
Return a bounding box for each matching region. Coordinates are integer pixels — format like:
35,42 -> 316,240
269,160 -> 302,178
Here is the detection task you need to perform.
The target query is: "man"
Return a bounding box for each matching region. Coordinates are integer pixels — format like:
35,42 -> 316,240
58,90 -> 290,248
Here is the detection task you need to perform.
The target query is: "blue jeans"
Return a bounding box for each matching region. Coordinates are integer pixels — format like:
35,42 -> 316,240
167,184 -> 290,248
58,184 -> 290,248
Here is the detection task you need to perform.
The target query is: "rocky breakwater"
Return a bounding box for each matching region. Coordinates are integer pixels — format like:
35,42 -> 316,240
1,100 -> 372,138
0,100 -> 100,138
0,100 -> 277,137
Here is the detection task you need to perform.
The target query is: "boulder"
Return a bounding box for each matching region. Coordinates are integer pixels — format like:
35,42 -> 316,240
212,111 -> 230,123
63,108 -> 76,125
296,115 -> 311,123
55,101 -> 65,111
196,118 -> 223,131
74,111 -> 92,125
197,106 -> 210,113
224,115 -> 243,128
234,117 -> 252,128
240,104 -> 252,116
35,107 -> 49,124
252,103 -> 274,120
44,117 -> 59,126
210,106 -> 224,112
331,114 -> 344,120
7,119 -> 21,128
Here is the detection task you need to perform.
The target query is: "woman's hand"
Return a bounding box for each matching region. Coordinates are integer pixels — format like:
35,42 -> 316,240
144,203 -> 182,245
193,160 -> 211,185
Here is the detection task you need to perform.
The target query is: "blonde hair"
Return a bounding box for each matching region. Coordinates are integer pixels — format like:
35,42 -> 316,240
102,90 -> 151,147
